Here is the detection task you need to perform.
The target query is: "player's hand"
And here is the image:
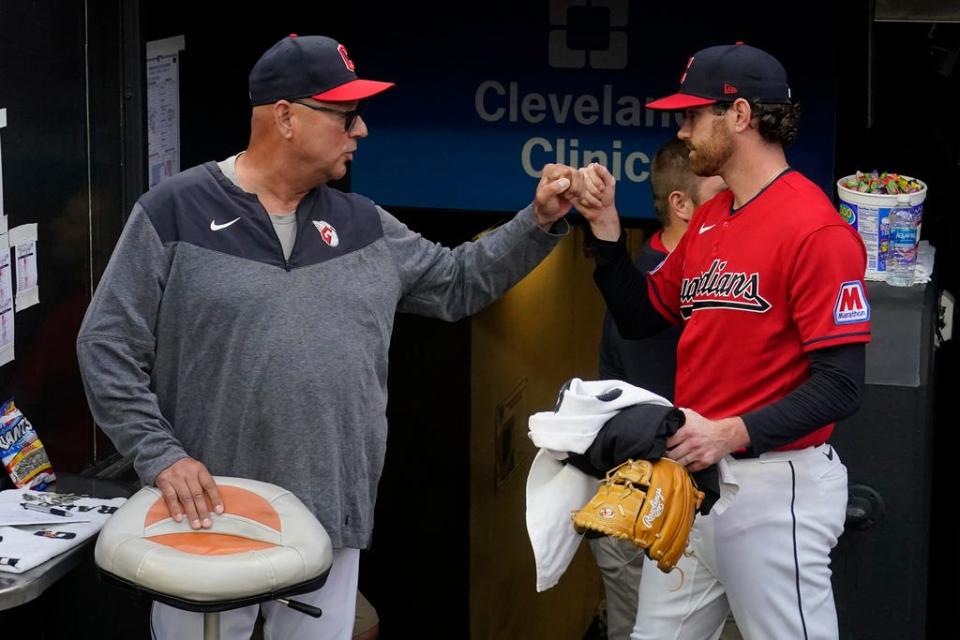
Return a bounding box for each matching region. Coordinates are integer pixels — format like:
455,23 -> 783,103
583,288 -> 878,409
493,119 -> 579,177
534,163 -> 601,228
155,457 -> 224,530
665,409 -> 750,472
577,163 -> 621,241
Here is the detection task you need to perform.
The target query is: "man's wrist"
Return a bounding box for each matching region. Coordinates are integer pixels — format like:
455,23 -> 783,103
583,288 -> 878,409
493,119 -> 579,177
528,204 -> 569,235
537,216 -> 554,231
589,212 -> 621,241
722,417 -> 751,451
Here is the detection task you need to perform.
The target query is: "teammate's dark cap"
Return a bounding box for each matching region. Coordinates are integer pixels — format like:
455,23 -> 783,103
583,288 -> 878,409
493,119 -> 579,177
249,34 -> 395,106
646,42 -> 792,111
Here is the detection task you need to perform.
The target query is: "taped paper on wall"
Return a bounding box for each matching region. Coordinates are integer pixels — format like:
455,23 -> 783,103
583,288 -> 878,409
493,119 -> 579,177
0,235 -> 12,366
9,223 -> 38,310
0,109 -> 8,237
147,36 -> 184,189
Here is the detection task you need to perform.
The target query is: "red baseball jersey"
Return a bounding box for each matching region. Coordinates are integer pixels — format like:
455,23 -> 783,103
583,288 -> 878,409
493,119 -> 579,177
647,170 -> 871,450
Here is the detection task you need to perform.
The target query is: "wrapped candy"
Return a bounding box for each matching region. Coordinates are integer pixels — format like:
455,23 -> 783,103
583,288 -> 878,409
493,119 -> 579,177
844,170 -> 922,195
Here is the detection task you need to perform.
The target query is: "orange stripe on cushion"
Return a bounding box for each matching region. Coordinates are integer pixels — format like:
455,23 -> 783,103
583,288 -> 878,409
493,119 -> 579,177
144,485 -> 282,531
145,497 -> 173,527
149,532 -> 278,555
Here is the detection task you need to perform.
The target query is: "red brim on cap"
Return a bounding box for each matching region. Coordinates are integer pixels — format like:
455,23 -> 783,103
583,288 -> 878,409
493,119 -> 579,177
312,79 -> 395,102
645,93 -> 717,111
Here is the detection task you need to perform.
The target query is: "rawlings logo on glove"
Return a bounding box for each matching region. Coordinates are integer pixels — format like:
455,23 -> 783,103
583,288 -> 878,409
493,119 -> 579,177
572,458 -> 703,573
642,488 -> 665,528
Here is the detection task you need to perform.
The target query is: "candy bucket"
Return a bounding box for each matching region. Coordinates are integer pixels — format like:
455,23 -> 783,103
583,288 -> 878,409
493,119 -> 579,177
836,176 -> 927,280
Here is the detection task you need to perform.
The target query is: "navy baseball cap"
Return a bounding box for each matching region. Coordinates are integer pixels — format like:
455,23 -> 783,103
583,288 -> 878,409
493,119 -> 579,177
646,43 -> 792,111
249,34 -> 394,106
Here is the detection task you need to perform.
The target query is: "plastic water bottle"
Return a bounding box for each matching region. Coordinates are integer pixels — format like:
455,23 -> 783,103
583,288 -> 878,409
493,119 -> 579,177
886,194 -> 918,287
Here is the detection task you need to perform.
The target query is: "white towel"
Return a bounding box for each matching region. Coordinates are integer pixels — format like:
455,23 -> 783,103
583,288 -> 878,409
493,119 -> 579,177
525,379 -> 671,591
0,489 -> 127,573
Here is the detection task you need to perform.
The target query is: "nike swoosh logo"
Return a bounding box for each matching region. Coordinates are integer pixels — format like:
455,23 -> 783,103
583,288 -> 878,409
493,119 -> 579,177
210,217 -> 241,231
823,446 -> 834,461
698,223 -> 716,234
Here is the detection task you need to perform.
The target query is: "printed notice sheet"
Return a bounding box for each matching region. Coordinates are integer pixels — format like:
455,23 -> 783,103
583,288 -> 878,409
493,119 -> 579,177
0,110 -> 10,365
146,36 -> 185,189
0,108 -> 7,238
0,235 -> 12,366
10,223 -> 38,311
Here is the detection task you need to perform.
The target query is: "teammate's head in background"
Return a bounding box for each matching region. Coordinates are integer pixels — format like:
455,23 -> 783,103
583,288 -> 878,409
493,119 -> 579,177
650,139 -> 726,246
645,43 -> 800,178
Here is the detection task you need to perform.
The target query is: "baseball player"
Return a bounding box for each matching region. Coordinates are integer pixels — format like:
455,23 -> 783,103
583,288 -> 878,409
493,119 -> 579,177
578,43 -> 871,640
590,138 -> 725,640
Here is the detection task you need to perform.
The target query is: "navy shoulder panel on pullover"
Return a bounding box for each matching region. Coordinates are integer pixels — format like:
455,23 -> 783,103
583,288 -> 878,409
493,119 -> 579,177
138,162 -> 383,269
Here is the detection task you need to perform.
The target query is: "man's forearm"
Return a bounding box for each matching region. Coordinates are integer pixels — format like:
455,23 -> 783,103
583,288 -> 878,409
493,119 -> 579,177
742,344 -> 865,453
591,235 -> 672,339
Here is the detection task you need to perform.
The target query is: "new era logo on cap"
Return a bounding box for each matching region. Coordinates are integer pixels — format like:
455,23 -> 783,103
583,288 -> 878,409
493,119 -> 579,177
249,34 -> 394,106
647,42 -> 792,111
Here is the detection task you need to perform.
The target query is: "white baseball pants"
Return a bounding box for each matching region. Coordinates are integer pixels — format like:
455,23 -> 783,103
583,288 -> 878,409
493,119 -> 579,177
631,444 -> 848,640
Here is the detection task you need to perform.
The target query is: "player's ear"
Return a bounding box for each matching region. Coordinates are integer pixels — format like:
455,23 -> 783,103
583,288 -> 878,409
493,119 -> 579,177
669,190 -> 694,222
732,98 -> 753,132
272,100 -> 295,140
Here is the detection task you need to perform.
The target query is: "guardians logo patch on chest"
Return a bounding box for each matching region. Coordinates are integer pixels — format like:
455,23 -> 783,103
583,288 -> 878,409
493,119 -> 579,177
679,259 -> 771,319
313,220 -> 340,247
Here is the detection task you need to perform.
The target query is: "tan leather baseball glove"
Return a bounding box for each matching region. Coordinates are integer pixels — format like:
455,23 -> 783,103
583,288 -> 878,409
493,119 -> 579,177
572,458 -> 704,572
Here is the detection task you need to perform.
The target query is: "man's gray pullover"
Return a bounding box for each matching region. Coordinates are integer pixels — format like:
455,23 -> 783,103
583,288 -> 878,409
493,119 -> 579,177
77,161 -> 566,548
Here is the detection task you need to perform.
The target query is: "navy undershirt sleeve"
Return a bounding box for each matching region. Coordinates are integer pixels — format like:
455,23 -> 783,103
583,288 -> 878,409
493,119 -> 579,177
742,343 -> 865,453
591,235 -> 672,339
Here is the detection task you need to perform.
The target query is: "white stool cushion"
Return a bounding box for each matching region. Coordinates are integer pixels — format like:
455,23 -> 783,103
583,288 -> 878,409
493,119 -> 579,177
95,476 -> 332,603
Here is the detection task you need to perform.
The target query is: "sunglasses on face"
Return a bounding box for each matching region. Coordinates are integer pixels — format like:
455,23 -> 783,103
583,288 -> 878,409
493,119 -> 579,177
292,100 -> 361,132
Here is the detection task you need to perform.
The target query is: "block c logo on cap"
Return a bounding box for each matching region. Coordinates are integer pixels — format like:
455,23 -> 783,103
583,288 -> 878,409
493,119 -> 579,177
338,44 -> 355,72
834,281 -> 870,324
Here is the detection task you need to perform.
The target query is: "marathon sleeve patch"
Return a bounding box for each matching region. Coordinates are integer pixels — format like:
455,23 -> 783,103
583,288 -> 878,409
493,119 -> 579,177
790,226 -> 871,351
834,281 -> 870,324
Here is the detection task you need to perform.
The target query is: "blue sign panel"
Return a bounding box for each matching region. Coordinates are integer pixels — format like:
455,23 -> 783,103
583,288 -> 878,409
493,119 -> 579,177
350,3 -> 836,218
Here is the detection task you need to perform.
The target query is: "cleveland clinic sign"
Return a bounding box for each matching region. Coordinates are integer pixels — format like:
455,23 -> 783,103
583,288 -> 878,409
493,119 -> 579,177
474,80 -> 683,184
352,74 -> 682,217
350,0 -> 690,217
350,1 -> 834,217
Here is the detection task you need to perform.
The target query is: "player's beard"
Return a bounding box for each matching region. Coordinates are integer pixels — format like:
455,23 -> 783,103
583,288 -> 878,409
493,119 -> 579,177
688,119 -> 734,177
